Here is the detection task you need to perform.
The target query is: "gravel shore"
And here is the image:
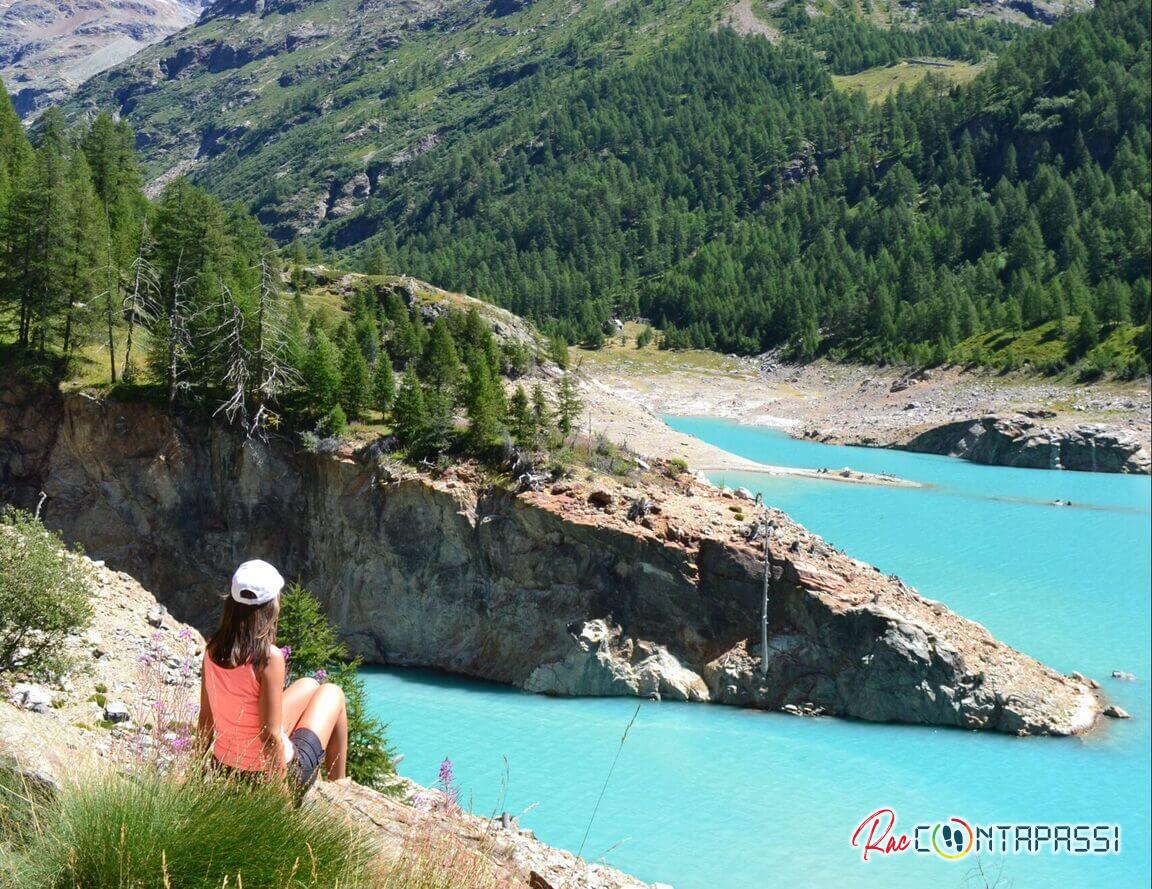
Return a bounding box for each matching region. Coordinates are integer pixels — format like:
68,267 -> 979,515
575,339 -> 1150,474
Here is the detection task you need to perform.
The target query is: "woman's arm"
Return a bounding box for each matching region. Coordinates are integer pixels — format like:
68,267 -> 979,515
197,669 -> 214,755
257,648 -> 289,774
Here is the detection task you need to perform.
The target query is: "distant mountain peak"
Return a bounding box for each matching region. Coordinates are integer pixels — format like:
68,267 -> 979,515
0,0 -> 210,118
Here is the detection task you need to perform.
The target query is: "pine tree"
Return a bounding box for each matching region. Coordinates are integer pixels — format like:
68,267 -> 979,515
363,245 -> 391,276
303,330 -> 343,416
372,357 -> 396,416
423,388 -> 455,455
548,334 -> 570,368
61,150 -> 109,359
556,373 -> 583,436
339,336 -> 370,420
1096,279 -> 1131,327
462,350 -> 505,447
149,178 -> 229,402
392,368 -> 429,450
508,384 -> 535,446
1068,308 -> 1100,360
421,317 -> 461,392
531,382 -> 551,436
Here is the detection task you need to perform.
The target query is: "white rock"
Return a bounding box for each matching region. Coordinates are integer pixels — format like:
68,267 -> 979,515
103,701 -> 131,723
10,683 -> 54,713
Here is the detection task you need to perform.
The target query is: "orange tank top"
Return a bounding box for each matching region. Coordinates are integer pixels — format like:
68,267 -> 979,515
203,651 -> 292,771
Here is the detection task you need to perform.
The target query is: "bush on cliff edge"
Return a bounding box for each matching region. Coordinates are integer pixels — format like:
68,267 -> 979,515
276,583 -> 397,791
0,510 -> 92,678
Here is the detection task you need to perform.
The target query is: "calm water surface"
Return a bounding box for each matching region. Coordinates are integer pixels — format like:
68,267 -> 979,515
363,417 -> 1151,888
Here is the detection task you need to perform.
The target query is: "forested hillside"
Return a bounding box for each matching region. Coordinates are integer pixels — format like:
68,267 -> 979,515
644,0 -> 1151,367
0,79 -> 583,458
44,0 -> 1152,373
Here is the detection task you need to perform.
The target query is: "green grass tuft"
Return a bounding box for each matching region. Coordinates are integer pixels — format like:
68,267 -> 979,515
2,768 -> 375,889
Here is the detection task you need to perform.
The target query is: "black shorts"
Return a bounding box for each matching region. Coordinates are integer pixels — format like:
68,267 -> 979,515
287,726 -> 325,791
212,727 -> 324,793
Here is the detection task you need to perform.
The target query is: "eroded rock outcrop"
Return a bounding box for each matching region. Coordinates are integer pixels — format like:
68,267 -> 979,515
0,386 -> 1102,735
903,415 -> 1150,474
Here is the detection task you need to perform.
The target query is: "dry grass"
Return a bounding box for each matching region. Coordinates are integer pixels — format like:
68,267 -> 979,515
374,827 -> 517,889
573,321 -> 746,377
832,58 -> 986,101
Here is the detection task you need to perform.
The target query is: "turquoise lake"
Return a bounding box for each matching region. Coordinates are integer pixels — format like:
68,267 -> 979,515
362,417 -> 1152,888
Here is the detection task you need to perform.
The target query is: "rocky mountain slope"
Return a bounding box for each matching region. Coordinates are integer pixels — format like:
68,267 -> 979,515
0,380 -> 1106,735
56,0 -> 1070,232
0,0 -> 207,118
0,552 -> 649,888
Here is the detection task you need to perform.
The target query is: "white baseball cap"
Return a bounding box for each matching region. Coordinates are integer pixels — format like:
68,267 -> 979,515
230,560 -> 285,606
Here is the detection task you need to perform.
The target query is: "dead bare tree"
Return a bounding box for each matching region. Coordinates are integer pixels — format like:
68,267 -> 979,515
120,229 -> 159,382
249,250 -> 298,431
160,250 -> 196,405
208,282 -> 252,428
208,253 -> 298,437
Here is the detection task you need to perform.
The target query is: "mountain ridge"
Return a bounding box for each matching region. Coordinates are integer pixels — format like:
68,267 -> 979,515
0,0 -> 209,118
48,0 -> 1151,374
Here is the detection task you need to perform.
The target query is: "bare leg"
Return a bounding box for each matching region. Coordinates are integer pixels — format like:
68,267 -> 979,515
294,684 -> 348,780
282,677 -> 320,734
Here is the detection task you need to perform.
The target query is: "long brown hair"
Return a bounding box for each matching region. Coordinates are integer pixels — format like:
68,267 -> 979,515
207,596 -> 280,669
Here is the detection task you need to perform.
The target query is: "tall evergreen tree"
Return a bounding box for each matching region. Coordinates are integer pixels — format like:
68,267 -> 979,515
508,384 -> 534,447
421,316 -> 461,392
302,329 -> 342,416
556,373 -> 583,436
339,336 -> 370,420
392,368 -> 429,450
372,357 -> 396,416
462,350 -> 505,447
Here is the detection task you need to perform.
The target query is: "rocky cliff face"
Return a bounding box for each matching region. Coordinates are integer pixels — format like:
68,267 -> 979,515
902,415 -> 1151,474
0,384 -> 1102,735
0,0 -> 207,118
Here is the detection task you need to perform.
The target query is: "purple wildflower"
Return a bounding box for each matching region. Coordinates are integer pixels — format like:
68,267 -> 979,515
436,757 -> 459,809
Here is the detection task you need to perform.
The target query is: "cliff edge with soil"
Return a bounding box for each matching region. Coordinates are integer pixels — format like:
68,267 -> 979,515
0,384 -> 1103,735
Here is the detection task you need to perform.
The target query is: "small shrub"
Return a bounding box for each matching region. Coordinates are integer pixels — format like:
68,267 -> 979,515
316,405 -> 348,437
2,768 -> 375,888
0,510 -> 92,677
276,584 -> 397,791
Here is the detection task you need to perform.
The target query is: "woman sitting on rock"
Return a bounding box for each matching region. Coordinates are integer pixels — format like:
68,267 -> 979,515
198,560 -> 348,790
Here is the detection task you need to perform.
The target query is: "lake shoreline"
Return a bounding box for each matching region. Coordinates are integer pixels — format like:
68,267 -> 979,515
575,336 -> 1151,475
